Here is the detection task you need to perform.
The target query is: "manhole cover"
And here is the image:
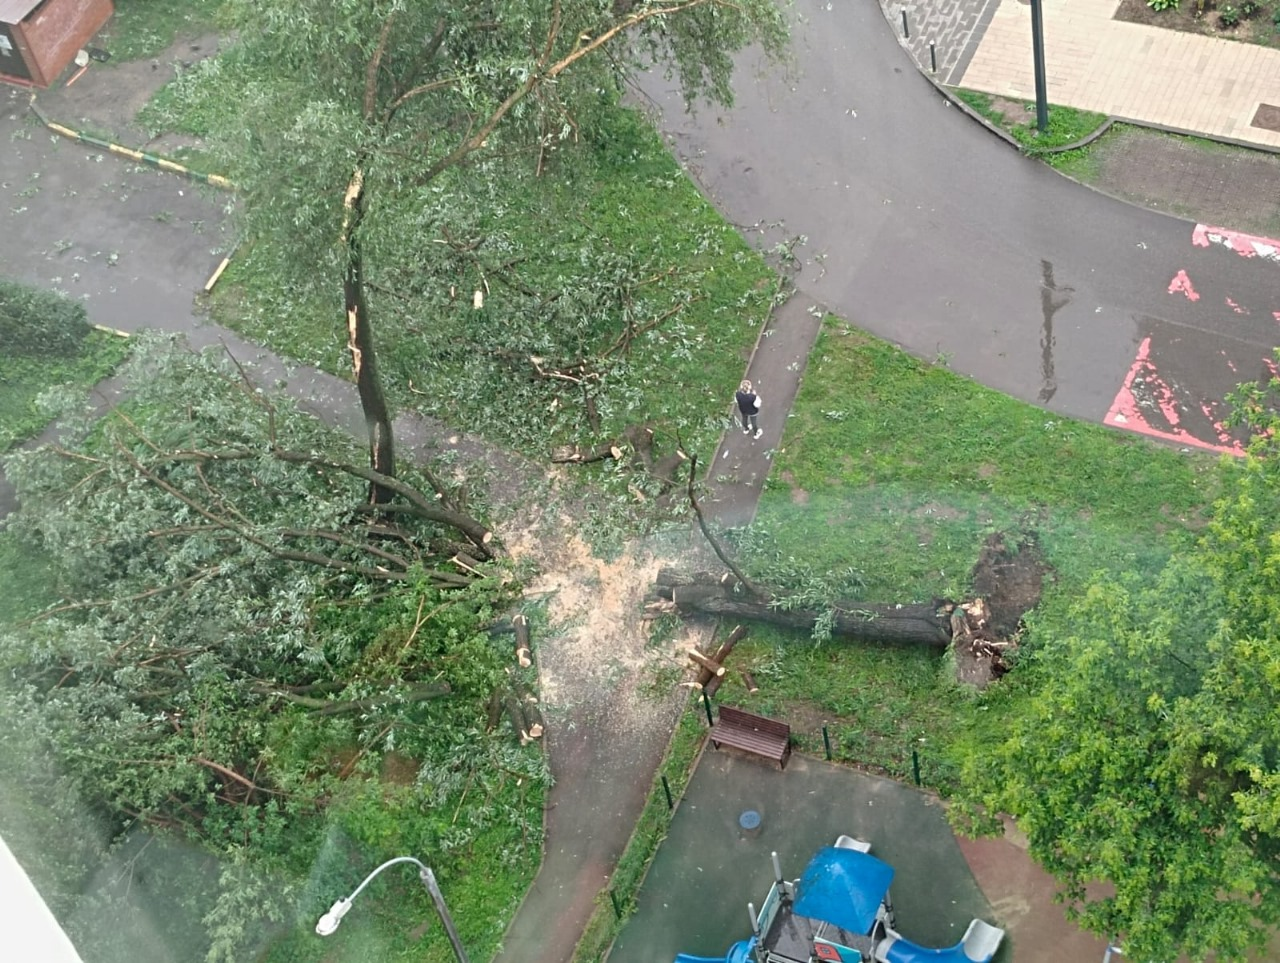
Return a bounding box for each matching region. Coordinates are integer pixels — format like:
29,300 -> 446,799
1251,103 -> 1280,133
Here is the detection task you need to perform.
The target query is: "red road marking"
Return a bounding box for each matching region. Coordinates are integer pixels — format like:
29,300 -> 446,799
1192,224 -> 1280,262
1104,337 -> 1243,455
1167,269 -> 1199,301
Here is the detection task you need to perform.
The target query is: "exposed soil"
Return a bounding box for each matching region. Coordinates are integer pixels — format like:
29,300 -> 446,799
1114,0 -> 1280,44
1084,125 -> 1280,237
969,531 -> 1050,640
953,531 -> 1051,687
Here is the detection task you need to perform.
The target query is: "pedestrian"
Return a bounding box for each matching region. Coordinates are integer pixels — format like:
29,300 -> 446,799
735,379 -> 762,439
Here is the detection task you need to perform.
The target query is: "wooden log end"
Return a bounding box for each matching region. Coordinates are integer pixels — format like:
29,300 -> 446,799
517,647 -> 532,668
528,722 -> 544,738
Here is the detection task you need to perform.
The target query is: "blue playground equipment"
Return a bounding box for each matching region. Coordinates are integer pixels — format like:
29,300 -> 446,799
672,838 -> 1004,963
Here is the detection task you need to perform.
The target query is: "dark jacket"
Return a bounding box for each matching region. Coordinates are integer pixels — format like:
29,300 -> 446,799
736,389 -> 760,416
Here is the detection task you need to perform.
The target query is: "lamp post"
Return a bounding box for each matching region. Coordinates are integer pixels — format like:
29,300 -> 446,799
1029,0 -> 1049,132
315,856 -> 470,963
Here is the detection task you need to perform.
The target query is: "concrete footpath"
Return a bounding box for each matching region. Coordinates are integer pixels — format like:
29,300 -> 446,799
884,0 -> 1280,151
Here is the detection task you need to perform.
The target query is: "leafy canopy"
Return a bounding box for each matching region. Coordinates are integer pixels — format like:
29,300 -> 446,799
958,369 -> 1280,962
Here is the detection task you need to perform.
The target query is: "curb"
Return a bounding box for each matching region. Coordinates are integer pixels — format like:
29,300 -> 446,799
876,1 -> 1280,159
27,94 -> 235,190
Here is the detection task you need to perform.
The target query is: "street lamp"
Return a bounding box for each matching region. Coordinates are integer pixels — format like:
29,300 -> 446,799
315,855 -> 470,963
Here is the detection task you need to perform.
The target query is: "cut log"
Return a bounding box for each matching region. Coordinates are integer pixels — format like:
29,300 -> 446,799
687,649 -> 726,676
513,613 -> 532,668
693,625 -> 749,688
712,624 -> 748,662
741,670 -> 759,694
520,693 -> 545,739
704,671 -> 725,699
504,690 -> 531,745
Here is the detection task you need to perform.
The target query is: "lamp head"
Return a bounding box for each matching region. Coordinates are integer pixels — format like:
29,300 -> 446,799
315,898 -> 352,936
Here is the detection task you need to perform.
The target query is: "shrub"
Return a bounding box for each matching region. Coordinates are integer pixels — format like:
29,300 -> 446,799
1147,0 -> 1180,10
1219,4 -> 1241,25
1239,0 -> 1260,16
0,279 -> 90,357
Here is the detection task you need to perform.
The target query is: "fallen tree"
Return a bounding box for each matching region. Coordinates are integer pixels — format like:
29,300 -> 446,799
651,568 -> 954,648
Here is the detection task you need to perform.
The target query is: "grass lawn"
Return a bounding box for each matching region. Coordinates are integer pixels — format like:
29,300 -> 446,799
953,89 -> 1108,154
203,107 -> 774,469
0,330 -> 130,452
95,0 -> 225,62
725,318 -> 1218,791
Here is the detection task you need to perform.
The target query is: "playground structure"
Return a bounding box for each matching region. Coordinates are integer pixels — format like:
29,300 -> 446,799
673,836 -> 1005,963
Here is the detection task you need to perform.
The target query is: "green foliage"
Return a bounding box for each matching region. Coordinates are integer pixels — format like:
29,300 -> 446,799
1240,0 -> 1262,16
0,330 -> 130,452
953,368 -> 1280,962
953,89 -> 1108,154
0,337 -> 542,962
742,317 -> 1215,823
0,277 -> 92,357
1147,0 -> 1180,11
1220,4 -> 1242,25
143,0 -> 784,482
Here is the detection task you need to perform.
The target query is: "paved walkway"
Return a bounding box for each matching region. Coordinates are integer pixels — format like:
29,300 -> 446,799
884,0 -> 1280,150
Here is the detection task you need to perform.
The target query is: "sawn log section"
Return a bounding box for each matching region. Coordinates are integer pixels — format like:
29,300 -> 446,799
711,706 -> 791,769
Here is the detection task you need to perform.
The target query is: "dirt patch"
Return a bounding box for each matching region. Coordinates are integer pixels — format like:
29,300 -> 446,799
989,96 -> 1035,127
970,531 -> 1050,639
1114,0 -> 1279,43
1086,125 -> 1280,237
952,531 -> 1052,687
35,34 -> 222,145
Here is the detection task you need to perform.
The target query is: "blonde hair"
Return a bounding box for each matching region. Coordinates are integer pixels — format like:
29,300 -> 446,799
739,379 -> 753,392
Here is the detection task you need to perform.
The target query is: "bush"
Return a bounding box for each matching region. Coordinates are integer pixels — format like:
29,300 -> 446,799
1147,0 -> 1179,11
1240,0 -> 1260,16
1219,4 -> 1241,25
0,279 -> 90,358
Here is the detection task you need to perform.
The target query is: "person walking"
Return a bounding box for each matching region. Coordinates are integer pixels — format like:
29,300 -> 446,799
735,379 -> 762,439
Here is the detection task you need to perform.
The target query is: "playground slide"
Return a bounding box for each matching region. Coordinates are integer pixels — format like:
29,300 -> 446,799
673,937 -> 756,963
875,919 -> 1004,963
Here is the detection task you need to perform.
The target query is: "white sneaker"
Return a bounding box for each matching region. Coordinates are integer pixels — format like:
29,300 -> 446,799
743,428 -> 750,435
753,429 -> 763,439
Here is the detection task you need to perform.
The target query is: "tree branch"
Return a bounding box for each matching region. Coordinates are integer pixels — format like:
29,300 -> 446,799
686,454 -> 764,599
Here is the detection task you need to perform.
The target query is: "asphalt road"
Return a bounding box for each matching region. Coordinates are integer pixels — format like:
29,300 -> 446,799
635,0 -> 1280,454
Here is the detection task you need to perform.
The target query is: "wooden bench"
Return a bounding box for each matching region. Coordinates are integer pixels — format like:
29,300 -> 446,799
711,705 -> 791,769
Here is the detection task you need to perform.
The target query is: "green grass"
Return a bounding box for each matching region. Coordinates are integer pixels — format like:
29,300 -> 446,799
742,319 -> 1219,789
96,0 -> 225,62
204,106 -> 774,468
0,329 -> 131,451
954,89 -> 1109,154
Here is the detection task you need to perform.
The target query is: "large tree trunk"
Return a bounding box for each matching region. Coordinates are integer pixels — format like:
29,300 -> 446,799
654,568 -> 952,648
342,169 -> 396,504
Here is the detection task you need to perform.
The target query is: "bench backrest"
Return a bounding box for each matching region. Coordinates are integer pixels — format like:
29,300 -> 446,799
718,705 -> 790,739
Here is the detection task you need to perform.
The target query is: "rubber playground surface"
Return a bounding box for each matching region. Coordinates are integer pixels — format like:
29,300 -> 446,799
608,750 -> 1009,963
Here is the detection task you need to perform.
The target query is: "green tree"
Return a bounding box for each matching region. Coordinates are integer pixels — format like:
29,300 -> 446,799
958,370 -> 1280,962
168,0 -> 785,494
1,338 -> 538,960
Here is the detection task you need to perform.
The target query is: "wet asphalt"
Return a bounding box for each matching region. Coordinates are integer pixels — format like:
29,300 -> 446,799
636,0 -> 1280,462
3,5 -> 1279,961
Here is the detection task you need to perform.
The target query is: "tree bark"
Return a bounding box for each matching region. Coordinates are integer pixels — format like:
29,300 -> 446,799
514,613 -> 532,668
342,168 -> 397,503
655,569 -> 952,648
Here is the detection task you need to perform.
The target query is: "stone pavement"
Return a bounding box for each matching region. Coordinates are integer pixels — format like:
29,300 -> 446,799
881,0 -> 1280,151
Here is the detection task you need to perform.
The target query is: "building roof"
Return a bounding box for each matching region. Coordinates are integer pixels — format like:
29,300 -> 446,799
0,1 -> 44,26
